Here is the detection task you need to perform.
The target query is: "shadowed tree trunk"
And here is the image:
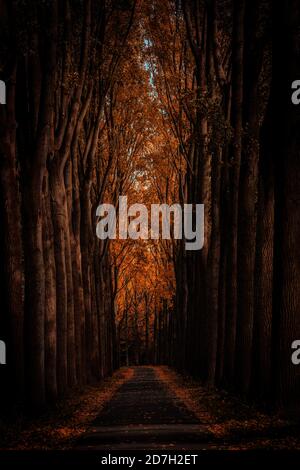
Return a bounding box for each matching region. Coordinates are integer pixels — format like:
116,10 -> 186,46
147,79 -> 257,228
235,0 -> 267,395
19,0 -> 58,407
251,93 -> 274,403
0,70 -> 24,399
223,0 -> 245,386
42,174 -> 57,401
272,0 -> 300,408
50,162 -> 68,394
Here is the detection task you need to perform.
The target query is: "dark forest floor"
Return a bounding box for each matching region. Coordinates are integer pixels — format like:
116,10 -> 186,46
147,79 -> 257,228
156,367 -> 300,450
0,366 -> 299,450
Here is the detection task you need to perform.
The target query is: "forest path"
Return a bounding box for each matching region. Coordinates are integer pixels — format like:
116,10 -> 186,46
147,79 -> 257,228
76,366 -> 213,450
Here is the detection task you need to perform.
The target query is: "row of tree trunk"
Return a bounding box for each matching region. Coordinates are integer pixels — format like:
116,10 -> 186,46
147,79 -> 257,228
157,0 -> 300,411
0,0 -> 135,410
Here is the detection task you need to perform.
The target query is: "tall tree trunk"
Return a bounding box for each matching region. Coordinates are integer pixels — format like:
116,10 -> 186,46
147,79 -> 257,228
23,182 -> 46,407
206,149 -> 221,384
235,0 -> 263,395
50,163 -> 68,395
81,184 -> 93,380
64,159 -> 77,387
42,175 -> 57,401
70,146 -> 85,384
0,73 -> 24,400
272,0 -> 300,408
223,0 -> 245,385
251,94 -> 274,403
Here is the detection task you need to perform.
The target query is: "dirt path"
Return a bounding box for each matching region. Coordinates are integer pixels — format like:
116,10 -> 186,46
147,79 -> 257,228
76,366 -> 213,450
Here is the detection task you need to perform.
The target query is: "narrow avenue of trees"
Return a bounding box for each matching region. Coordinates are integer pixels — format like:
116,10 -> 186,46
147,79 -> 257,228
0,0 -> 299,414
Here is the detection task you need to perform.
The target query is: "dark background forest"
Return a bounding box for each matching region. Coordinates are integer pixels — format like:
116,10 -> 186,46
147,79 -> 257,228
0,0 -> 299,430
